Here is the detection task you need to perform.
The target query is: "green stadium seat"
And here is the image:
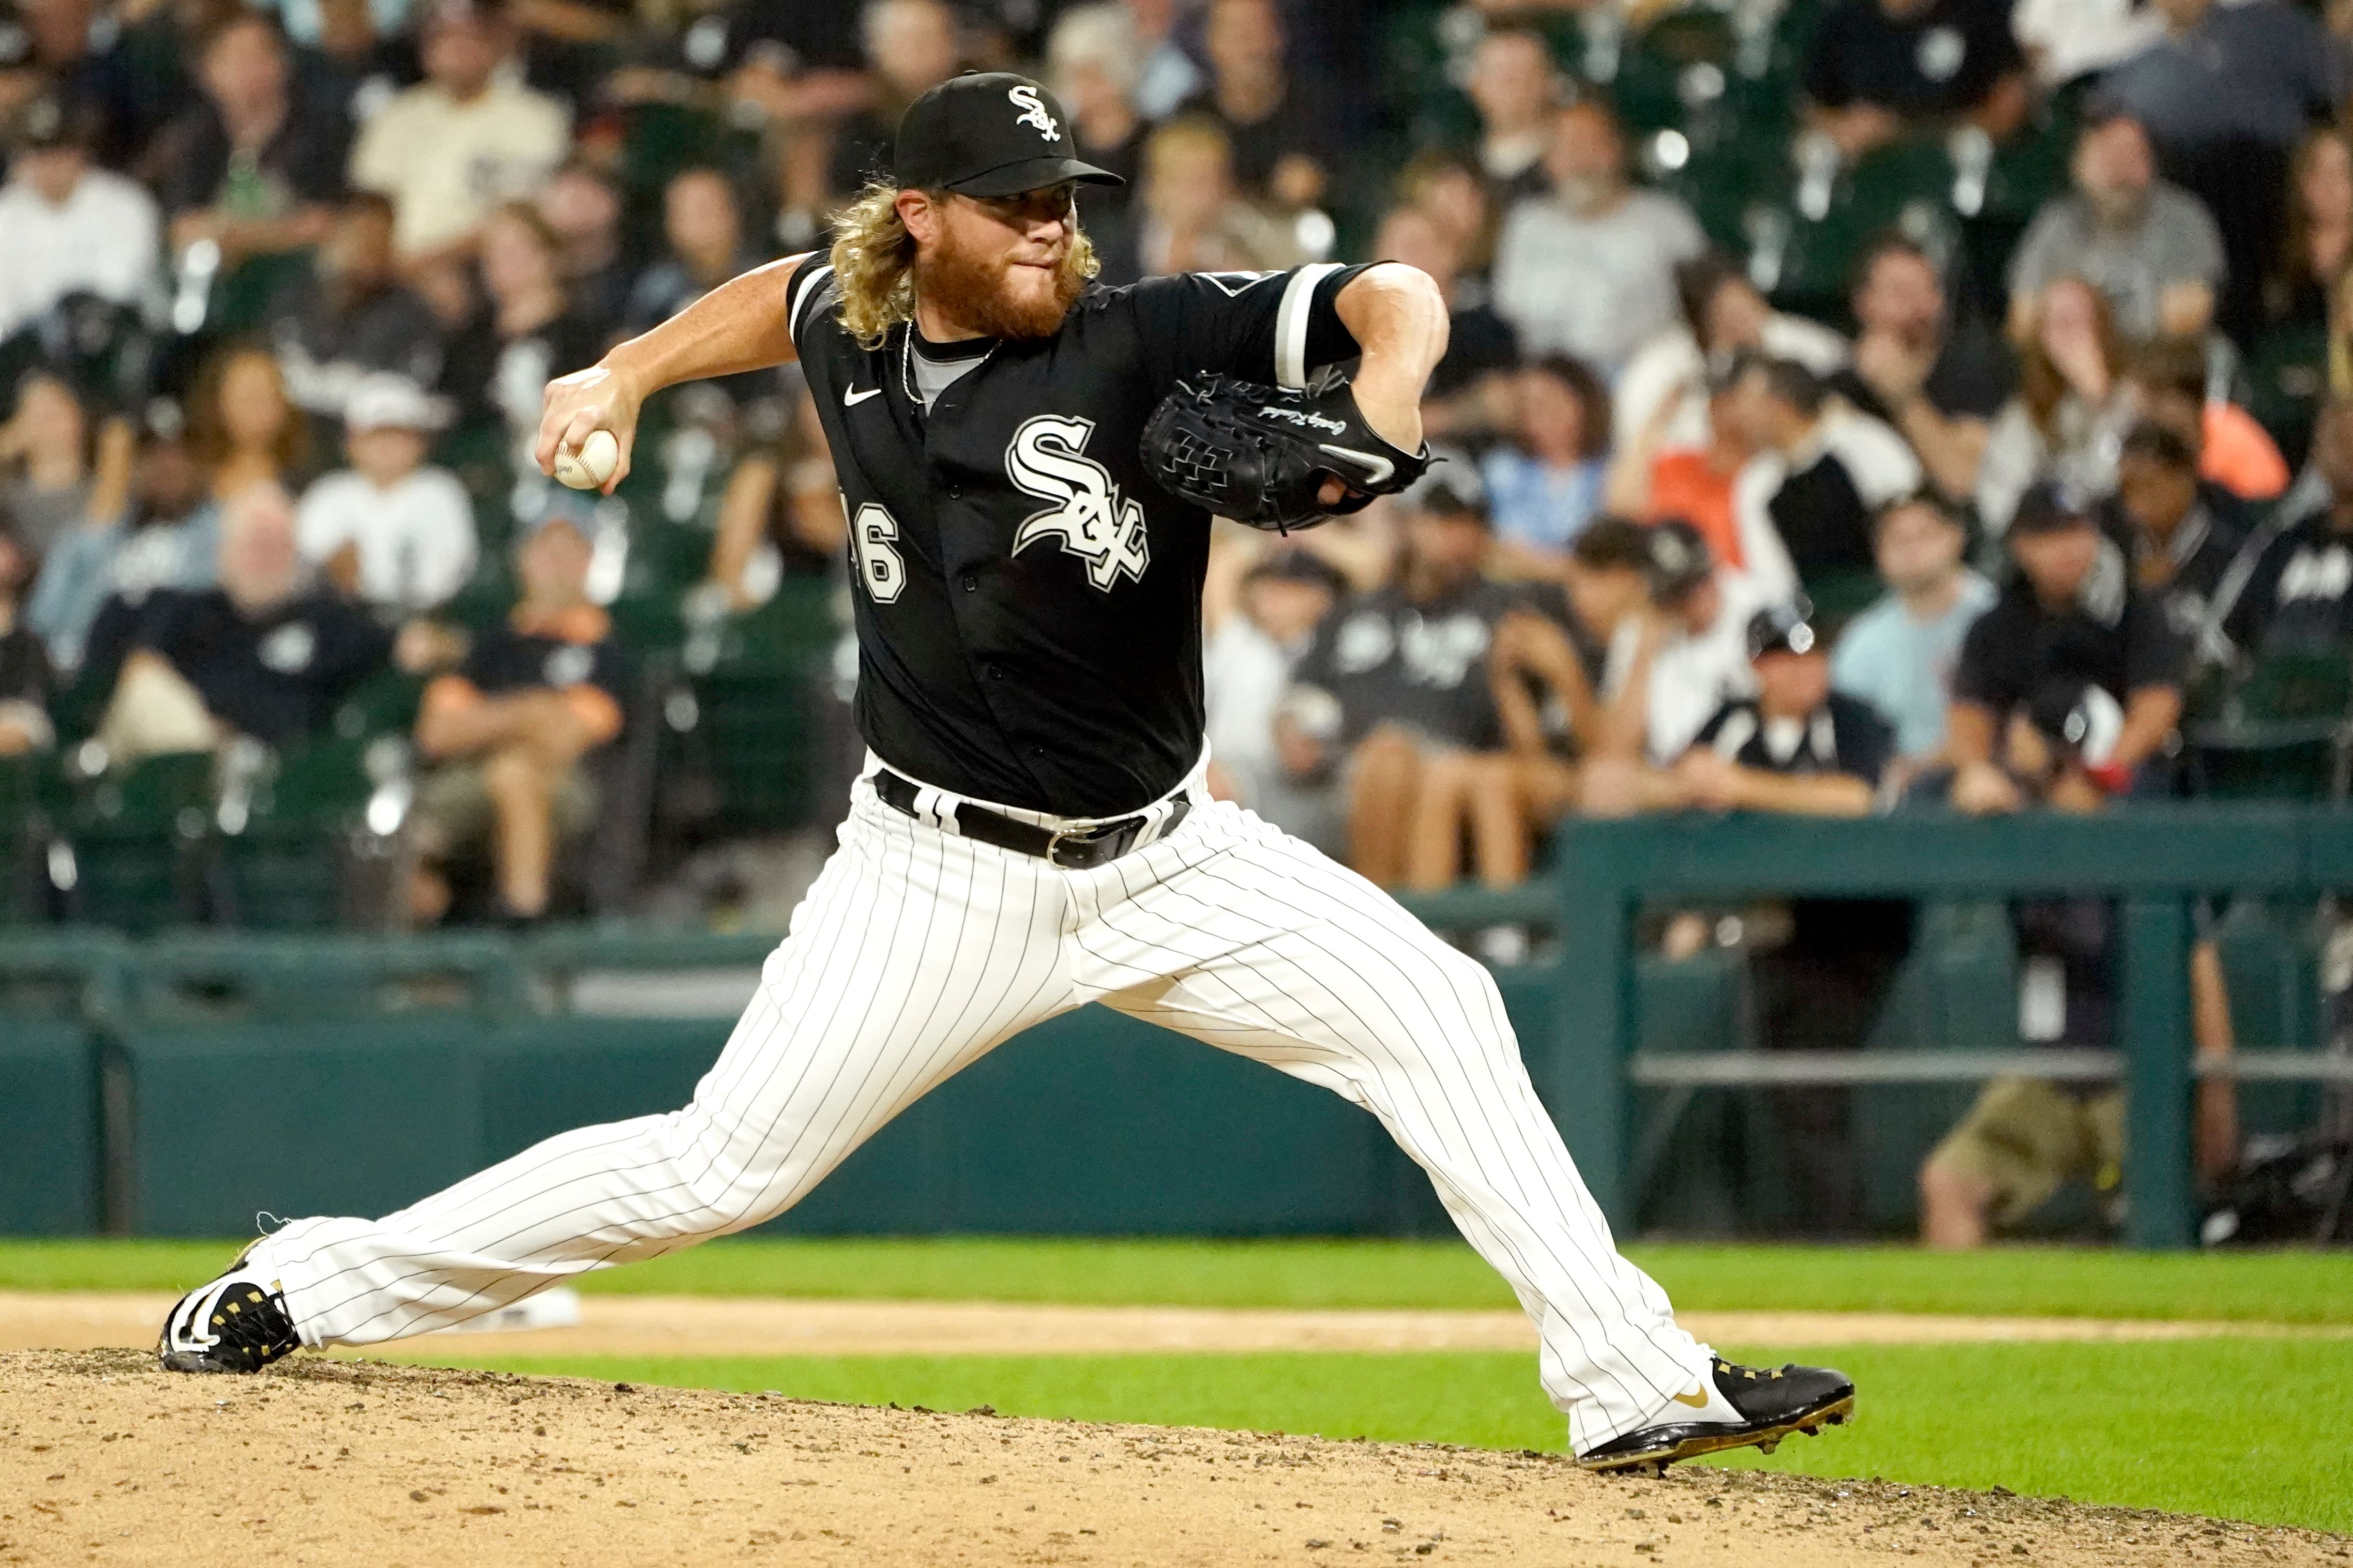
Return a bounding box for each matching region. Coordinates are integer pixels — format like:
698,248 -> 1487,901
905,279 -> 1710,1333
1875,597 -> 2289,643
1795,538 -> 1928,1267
63,751 -> 215,934
2187,651 -> 2353,801
2211,900 -> 2325,1142
213,738 -> 389,930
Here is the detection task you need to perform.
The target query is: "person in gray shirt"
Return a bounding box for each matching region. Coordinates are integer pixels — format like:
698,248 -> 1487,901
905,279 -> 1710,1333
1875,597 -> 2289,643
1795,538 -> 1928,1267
2007,108 -> 2223,344
2102,0 -> 2345,340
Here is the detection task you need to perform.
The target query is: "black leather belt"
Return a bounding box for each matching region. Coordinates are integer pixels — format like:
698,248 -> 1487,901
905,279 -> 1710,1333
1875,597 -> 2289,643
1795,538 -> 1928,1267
873,767 -> 1190,870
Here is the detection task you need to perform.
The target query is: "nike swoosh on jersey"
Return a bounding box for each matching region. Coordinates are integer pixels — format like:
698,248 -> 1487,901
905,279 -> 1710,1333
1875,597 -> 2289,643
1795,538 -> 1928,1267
1318,444 -> 1394,485
844,386 -> 882,406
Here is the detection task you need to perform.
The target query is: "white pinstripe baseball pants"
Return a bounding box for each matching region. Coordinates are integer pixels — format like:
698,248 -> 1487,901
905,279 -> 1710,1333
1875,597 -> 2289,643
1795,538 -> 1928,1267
249,760 -> 1715,1451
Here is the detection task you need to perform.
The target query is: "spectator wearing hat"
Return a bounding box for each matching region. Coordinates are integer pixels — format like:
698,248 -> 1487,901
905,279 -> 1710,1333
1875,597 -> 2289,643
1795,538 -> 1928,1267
1582,519 -> 1779,817
265,192 -> 451,435
410,500 -> 631,924
296,375 -> 476,616
26,402 -> 214,675
150,9 -> 350,276
2007,110 -> 2223,344
1677,601 -> 1912,1235
1803,0 -> 2026,163
1279,468 -> 1528,892
1725,352 -> 1915,607
1829,494 -> 1996,776
0,95 -> 161,343
1203,549 -> 1345,850
347,0 -> 569,263
89,482 -> 395,765
1490,99 -> 1706,377
0,521 -> 54,756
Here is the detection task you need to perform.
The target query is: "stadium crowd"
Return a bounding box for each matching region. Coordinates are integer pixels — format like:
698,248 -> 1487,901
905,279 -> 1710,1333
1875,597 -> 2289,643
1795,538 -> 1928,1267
2,0 -> 2351,1238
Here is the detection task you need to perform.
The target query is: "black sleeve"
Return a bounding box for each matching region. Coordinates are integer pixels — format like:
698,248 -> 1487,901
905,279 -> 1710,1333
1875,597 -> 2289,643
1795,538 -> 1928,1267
1127,263 -> 1374,396
1289,604 -> 1342,693
782,250 -> 840,358
1832,696 -> 1896,786
1951,602 -> 2016,710
2123,593 -> 2190,693
2224,522 -> 2299,654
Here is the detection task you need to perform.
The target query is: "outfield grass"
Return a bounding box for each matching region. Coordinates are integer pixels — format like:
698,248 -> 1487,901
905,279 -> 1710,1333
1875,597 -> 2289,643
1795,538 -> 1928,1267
372,1338 -> 2353,1534
10,1236 -> 2351,1323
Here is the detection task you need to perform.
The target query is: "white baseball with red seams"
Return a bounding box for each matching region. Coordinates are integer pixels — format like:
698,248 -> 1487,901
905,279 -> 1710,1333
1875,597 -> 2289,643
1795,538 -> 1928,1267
551,428 -> 619,491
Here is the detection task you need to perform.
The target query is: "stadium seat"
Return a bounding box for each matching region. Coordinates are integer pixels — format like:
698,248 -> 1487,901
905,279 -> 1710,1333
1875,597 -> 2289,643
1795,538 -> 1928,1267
2186,651 -> 2353,801
2211,900 -> 2326,1142
62,751 -> 216,934
0,753 -> 57,924
211,737 -> 396,930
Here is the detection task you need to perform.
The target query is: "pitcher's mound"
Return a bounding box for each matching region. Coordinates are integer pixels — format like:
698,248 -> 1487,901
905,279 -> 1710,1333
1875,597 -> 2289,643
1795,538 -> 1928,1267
0,1350 -> 2329,1566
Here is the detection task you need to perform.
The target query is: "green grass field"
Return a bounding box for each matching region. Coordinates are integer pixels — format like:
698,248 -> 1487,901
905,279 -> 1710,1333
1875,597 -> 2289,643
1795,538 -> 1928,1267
10,1238 -> 2350,1533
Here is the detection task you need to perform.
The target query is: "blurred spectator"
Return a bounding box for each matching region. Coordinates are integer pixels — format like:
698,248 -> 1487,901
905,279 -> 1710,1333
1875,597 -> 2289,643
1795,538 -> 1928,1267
0,0 -> 145,165
2266,128 -> 2353,339
191,344 -> 315,504
2012,0 -> 2163,92
90,482 -> 392,763
1046,5 -> 1145,280
2110,419 -> 2262,673
1396,151 -> 1500,283
1203,549 -> 1345,849
0,95 -> 160,343
1926,480 -> 2205,1250
1607,368 -> 1761,576
1679,601 -> 1910,1235
1135,117 -> 1301,276
2102,0 -> 2344,342
300,0 -> 421,130
1829,493 -> 1994,772
1802,0 -> 2025,161
348,0 -> 569,262
1463,26 -> 1556,202
1612,251 -> 1848,458
1979,277 -> 2133,539
25,403 -> 207,674
2120,335 -> 2286,505
0,521 -> 54,756
1831,235 -> 2011,506
1279,469 -> 1524,891
411,503 -> 631,923
267,191 -> 449,430
2006,110 -> 2223,344
1585,520 -> 1774,794
1480,356 -> 1610,571
150,9 -> 347,272
624,168 -> 758,337
1124,0 -> 1202,121
2228,399 -> 2353,656
1727,353 -> 1916,604
444,201 -> 604,454
824,0 -> 964,205
0,369 -> 98,559
1490,99 -> 1705,375
1181,0 -> 1333,212
537,158 -> 631,331
1370,202 -> 1516,443
705,387 -> 846,607
295,373 -> 475,614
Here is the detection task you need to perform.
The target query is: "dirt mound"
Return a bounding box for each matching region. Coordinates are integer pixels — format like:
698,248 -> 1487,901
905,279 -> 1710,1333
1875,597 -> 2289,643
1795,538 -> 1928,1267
1,1349 -> 2337,1567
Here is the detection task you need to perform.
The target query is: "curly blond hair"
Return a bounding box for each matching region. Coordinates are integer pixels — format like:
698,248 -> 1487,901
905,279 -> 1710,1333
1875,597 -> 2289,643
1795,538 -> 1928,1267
827,182 -> 1099,351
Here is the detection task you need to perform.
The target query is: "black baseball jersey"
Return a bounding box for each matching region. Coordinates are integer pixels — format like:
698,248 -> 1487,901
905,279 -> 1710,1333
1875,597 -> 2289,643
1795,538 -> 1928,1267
1289,576 -> 1525,753
2227,500 -> 2353,656
784,254 -> 1370,815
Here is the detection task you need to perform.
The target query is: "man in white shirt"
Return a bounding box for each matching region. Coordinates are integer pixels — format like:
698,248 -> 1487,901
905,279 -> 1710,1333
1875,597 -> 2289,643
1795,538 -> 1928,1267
0,95 -> 160,342
346,0 -> 569,261
296,374 -> 477,614
1490,99 -> 1706,375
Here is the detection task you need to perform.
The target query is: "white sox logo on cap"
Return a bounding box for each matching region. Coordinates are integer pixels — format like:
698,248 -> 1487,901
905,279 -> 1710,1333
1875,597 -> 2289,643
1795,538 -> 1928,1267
1008,83 -> 1059,142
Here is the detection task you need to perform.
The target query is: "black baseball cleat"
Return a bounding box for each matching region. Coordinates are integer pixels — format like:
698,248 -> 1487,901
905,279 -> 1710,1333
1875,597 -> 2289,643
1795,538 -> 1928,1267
158,1264 -> 301,1374
1576,1358 -> 1854,1475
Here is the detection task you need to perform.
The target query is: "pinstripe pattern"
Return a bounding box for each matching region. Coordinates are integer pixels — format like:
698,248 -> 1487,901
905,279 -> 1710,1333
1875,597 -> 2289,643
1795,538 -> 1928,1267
248,777 -> 1712,1451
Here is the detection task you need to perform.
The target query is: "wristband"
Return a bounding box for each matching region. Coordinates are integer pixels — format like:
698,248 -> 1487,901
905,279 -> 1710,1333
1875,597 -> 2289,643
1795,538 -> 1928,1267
2085,759 -> 2134,796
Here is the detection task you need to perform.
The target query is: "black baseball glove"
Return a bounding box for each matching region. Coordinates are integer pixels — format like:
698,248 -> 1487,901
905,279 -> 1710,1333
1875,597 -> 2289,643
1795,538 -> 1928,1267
1140,371 -> 1434,533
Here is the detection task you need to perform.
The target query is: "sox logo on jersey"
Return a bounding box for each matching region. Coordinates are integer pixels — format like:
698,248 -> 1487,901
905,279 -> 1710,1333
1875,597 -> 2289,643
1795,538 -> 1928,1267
1006,414 -> 1150,590
1008,84 -> 1059,141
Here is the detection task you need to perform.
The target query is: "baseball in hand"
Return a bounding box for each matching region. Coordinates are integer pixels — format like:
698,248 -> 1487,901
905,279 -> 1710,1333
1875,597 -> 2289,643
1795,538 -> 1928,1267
552,429 -> 620,491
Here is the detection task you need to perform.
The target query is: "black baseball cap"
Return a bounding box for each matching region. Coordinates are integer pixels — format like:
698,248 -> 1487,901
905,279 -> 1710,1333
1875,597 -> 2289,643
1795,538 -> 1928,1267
2009,479 -> 2096,538
1746,600 -> 1821,660
895,72 -> 1123,198
1643,517 -> 1715,603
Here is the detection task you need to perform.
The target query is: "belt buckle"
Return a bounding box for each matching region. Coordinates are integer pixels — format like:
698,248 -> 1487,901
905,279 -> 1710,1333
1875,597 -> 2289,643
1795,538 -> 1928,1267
1046,820 -> 1127,870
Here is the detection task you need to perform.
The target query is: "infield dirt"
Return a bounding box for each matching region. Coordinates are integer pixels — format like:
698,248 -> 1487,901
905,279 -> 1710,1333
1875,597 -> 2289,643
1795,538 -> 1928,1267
4,1349 -> 2344,1567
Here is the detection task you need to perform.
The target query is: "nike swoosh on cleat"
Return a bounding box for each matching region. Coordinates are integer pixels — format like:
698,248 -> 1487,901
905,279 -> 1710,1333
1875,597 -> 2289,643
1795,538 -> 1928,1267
1672,1387 -> 1712,1409
1318,444 -> 1394,485
844,386 -> 882,405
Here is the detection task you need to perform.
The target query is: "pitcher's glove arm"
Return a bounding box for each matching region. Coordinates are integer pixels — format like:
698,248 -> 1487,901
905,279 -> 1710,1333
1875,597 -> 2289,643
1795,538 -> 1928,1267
1140,372 -> 1434,534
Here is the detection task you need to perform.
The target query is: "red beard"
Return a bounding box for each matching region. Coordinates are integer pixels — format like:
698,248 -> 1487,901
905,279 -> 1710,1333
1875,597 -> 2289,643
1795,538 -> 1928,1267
913,226 -> 1087,340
